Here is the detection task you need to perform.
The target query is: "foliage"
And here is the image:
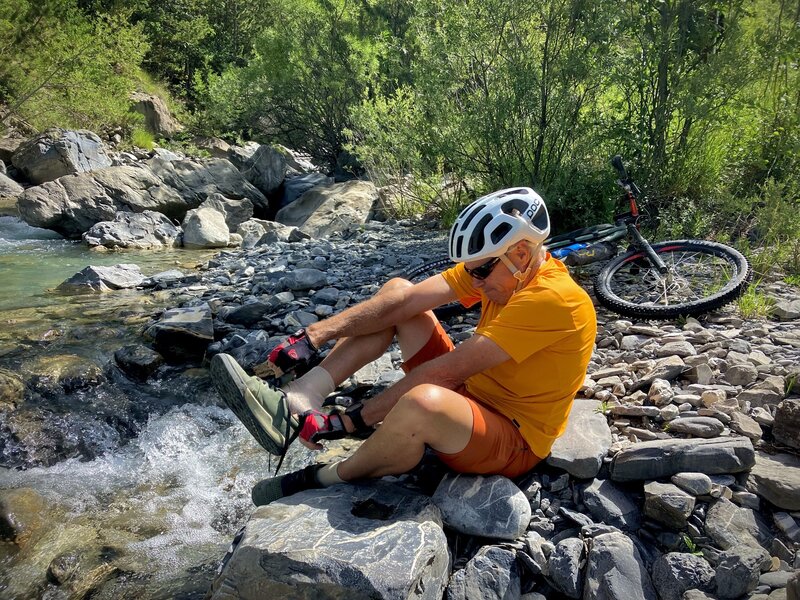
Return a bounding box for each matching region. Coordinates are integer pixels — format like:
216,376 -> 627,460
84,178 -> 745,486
130,127 -> 154,150
736,282 -> 775,320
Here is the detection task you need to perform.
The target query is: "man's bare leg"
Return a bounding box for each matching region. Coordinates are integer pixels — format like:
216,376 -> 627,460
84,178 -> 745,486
336,384 -> 473,480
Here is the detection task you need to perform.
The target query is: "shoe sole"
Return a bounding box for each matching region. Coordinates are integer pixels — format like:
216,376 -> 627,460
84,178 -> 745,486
211,354 -> 295,456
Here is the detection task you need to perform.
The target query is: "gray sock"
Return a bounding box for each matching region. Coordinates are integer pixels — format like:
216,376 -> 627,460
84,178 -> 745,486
315,462 -> 345,487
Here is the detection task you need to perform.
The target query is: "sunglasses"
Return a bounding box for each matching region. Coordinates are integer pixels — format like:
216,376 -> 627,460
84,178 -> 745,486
465,256 -> 501,280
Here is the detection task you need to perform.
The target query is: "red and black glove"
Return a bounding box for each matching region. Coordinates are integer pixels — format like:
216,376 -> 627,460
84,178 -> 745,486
257,329 -> 320,379
298,402 -> 370,446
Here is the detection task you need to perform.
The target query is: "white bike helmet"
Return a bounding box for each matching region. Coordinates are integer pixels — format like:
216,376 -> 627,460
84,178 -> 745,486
448,187 -> 550,263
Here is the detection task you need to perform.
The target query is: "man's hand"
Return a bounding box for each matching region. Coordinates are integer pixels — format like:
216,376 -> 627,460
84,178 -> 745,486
253,329 -> 320,379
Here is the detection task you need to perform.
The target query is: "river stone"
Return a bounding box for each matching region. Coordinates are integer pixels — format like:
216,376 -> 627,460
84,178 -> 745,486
0,171 -> 23,197
259,220 -> 304,245
11,128 -> 112,184
705,497 -> 773,550
547,399 -> 611,479
0,135 -> 23,163
83,210 -> 182,249
276,180 -> 380,238
57,264 -> 145,293
583,532 -> 657,600
656,341 -> 697,358
432,473 -> 530,540
235,219 -> 267,247
745,451 -> 800,511
772,299 -> 800,321
350,353 -> 394,387
667,416 -> 725,438
700,389 -> 727,408
644,482 -> 695,529
609,405 -> 661,418
0,487 -> 46,548
144,304 -> 214,361
582,479 -> 641,531
25,353 -> 104,396
182,206 -> 230,248
283,268 -> 328,291
648,378 -> 674,406
716,546 -> 771,599
200,193 -> 253,232
240,144 -> 286,196
609,437 -> 755,482
0,368 -> 25,410
445,546 -> 520,600
210,481 -> 449,600
113,345 -> 165,381
650,552 -> 715,600
729,410 -> 763,441
547,538 -> 584,599
130,91 -> 182,137
773,400 -> 800,450
225,300 -> 278,327
738,381 -> 785,409
281,172 -> 332,209
773,512 -> 800,544
726,364 -> 759,386
671,473 -> 713,496
629,356 -> 689,392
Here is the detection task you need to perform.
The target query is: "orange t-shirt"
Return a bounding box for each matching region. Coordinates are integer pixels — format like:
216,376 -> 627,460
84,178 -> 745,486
441,255 -> 596,458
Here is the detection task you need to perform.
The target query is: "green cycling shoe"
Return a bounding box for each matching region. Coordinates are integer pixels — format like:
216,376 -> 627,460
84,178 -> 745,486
210,353 -> 299,456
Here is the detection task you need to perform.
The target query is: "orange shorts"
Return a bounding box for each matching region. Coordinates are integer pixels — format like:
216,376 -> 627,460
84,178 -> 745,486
402,320 -> 542,479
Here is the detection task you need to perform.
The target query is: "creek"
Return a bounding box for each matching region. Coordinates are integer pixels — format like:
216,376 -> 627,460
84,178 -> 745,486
0,216 -> 313,598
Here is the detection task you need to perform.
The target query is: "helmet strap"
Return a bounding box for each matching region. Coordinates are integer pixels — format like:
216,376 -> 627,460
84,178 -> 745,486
499,253 -> 532,293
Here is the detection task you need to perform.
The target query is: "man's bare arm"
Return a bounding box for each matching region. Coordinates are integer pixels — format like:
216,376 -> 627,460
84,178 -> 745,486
306,274 -> 457,347
355,333 -> 512,428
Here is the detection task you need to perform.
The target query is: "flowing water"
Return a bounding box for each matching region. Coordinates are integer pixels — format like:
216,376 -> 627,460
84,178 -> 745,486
0,216 -> 313,598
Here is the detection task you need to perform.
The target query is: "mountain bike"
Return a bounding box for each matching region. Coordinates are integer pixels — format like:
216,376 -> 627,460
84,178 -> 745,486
404,156 -> 752,320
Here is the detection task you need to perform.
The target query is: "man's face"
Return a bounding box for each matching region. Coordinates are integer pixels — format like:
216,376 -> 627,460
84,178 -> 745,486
464,254 -> 519,304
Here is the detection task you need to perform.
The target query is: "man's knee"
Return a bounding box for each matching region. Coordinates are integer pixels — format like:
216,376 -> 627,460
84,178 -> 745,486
380,277 -> 413,294
395,384 -> 451,419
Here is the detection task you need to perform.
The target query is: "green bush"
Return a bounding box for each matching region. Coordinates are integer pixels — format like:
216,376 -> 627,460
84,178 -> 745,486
131,127 -> 154,150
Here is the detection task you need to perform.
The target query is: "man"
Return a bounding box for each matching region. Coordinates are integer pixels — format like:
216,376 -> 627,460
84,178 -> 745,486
210,187 -> 596,506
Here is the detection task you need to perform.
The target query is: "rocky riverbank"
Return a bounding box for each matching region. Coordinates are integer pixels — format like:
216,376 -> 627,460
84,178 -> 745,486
2,215 -> 800,599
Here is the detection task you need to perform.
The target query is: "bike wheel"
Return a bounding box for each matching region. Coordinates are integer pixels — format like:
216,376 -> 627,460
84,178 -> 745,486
403,257 -> 473,319
594,240 -> 751,319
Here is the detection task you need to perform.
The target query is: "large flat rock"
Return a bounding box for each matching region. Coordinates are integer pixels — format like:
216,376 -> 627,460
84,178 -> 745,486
745,451 -> 800,511
609,437 -> 755,482
547,399 -> 611,479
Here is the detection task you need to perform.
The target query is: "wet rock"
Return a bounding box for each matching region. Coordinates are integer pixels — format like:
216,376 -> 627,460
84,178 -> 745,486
200,193 -> 253,232
773,400 -> 800,450
210,481 -> 449,600
0,487 -> 46,547
276,180 -> 380,238
609,437 -> 755,482
583,531 -> 657,600
0,367 -> 25,410
705,497 -> 773,550
643,482 -> 695,529
547,538 -> 584,599
716,546 -> 771,599
144,304 -> 214,361
651,552 -> 715,600
182,206 -> 230,248
113,345 -> 165,382
667,416 -> 725,438
446,546 -> 520,600
746,452 -> 800,511
83,210 -> 182,249
58,264 -> 145,293
432,473 -> 530,540
547,399 -> 611,479
12,128 -> 112,184
26,353 -> 104,395
581,479 -> 641,531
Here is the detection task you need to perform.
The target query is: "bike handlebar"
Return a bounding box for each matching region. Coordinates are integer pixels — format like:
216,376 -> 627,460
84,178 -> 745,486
611,155 -> 628,180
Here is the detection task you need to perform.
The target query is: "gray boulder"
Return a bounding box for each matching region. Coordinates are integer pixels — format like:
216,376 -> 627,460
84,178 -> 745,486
0,171 -> 23,197
745,451 -> 800,510
281,172 -> 332,208
773,400 -> 800,450
83,210 -> 181,249
210,481 -> 449,600
583,532 -> 657,600
0,136 -> 24,163
200,193 -> 253,232
283,268 -> 328,291
240,144 -> 286,196
650,553 -> 715,600
446,546 -> 520,600
772,299 -> 800,321
113,345 -> 165,381
547,399 -> 611,479
704,497 -> 773,550
666,416 -> 725,438
582,479 -> 641,531
276,180 -> 380,238
144,304 -> 214,361
182,207 -> 230,248
11,128 -> 112,184
670,473 -> 713,496
609,437 -> 755,482
432,473 -> 530,540
57,264 -> 144,293
547,538 -> 584,598
715,546 -> 771,599
235,219 -> 268,248
643,482 -> 695,529
129,92 -> 182,138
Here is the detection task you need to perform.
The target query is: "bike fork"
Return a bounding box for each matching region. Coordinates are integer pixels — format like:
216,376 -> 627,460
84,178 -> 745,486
628,224 -> 669,274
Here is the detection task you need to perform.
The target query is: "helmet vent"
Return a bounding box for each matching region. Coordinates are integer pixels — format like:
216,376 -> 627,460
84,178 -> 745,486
501,199 -> 529,216
490,222 -> 512,244
468,215 -> 493,255
459,203 -> 484,233
532,206 -> 548,230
